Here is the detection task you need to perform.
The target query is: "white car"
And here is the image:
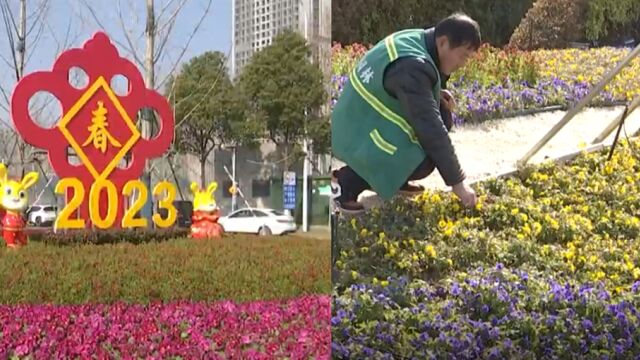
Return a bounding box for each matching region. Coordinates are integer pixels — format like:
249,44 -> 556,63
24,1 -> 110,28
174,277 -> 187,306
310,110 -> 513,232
27,205 -> 58,226
218,208 -> 297,236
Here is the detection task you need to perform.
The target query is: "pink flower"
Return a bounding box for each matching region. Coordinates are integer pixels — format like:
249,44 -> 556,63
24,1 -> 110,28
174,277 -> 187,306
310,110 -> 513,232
0,295 -> 330,358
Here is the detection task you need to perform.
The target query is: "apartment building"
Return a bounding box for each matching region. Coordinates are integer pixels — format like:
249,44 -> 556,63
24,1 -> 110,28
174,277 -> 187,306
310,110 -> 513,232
231,0 -> 330,79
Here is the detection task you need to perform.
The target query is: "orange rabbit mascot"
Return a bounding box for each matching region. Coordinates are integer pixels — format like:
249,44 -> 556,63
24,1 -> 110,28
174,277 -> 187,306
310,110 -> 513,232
190,181 -> 223,239
0,163 -> 39,249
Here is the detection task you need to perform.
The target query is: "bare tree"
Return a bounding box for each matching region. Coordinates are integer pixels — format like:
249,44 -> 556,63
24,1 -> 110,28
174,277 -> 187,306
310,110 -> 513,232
76,0 -> 213,219
0,0 -> 81,174
77,0 -> 213,92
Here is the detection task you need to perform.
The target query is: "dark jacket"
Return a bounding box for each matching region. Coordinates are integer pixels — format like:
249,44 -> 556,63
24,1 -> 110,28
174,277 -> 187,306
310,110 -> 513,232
381,27 -> 465,187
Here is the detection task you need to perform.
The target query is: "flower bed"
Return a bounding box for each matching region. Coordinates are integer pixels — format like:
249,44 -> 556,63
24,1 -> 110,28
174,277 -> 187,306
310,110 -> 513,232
1,295 -> 330,359
332,139 -> 640,357
0,235 -> 330,304
332,43 -> 640,124
333,269 -> 640,359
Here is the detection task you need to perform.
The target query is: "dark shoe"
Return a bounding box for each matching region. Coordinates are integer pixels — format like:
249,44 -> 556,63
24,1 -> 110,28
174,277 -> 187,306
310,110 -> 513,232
335,200 -> 366,215
398,182 -> 425,197
331,170 -> 366,215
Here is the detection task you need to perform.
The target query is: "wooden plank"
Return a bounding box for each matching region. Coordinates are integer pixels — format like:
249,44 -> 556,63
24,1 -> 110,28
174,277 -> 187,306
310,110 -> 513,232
518,43 -> 640,166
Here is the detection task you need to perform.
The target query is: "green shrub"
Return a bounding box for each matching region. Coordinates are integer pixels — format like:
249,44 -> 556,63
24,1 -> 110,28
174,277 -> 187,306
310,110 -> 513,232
331,0 -> 534,47
586,0 -> 640,42
23,227 -> 190,246
0,235 -> 330,304
509,0 -> 589,50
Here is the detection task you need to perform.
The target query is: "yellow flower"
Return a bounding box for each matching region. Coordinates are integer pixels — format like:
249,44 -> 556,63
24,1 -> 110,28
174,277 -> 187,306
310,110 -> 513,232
533,222 -> 542,235
615,286 -> 625,294
633,268 -> 640,279
412,254 -> 419,262
380,280 -> 389,287
542,245 -> 550,255
372,277 -> 379,284
361,247 -> 369,253
425,245 -> 437,258
511,208 -> 520,215
351,270 -> 359,279
565,250 -> 575,261
626,261 -> 635,271
446,259 -> 453,266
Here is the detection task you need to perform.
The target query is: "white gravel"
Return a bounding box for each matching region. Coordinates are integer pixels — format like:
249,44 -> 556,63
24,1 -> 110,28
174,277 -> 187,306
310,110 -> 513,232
355,106 -> 640,208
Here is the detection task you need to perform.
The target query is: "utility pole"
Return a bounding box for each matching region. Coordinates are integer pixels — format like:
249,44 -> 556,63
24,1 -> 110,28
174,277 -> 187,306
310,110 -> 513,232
300,0 -> 311,233
141,0 -> 156,224
231,146 -> 237,212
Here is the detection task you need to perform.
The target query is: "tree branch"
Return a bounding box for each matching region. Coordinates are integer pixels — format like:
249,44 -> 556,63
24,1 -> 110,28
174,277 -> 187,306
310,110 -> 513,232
79,0 -> 143,66
155,0 -> 213,88
0,51 -> 13,68
158,0 -> 179,21
24,5 -> 49,65
1,0 -> 19,36
25,0 -> 48,37
115,0 -> 145,68
0,1 -> 19,75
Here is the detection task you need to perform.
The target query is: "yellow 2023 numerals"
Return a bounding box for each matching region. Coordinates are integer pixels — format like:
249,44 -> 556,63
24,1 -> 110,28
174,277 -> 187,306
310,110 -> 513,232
152,181 -> 177,228
55,178 -> 177,229
122,180 -> 148,228
54,178 -> 86,230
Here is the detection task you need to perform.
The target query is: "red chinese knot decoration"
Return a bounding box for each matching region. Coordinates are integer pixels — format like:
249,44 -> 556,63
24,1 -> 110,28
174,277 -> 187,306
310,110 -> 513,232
10,32 -> 175,229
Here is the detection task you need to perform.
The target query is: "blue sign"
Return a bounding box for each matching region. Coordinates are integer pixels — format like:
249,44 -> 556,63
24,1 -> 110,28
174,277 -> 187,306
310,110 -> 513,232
283,171 -> 296,210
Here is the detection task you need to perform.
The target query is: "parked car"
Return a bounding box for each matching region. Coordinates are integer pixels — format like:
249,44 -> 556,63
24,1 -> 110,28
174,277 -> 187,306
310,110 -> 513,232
26,205 -> 57,226
218,208 -> 297,236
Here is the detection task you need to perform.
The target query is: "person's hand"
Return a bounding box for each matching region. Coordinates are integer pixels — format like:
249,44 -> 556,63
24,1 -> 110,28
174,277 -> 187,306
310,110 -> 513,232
441,90 -> 456,113
451,181 -> 477,208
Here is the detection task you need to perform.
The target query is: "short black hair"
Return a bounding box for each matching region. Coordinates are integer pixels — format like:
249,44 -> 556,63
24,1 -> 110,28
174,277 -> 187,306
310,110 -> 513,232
434,12 -> 481,50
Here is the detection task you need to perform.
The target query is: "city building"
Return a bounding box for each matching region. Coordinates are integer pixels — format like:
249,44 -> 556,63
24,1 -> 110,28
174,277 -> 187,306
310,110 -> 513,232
231,0 -> 330,80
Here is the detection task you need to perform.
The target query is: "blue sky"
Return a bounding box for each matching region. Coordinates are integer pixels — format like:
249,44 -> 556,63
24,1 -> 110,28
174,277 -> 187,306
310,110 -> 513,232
16,0 -> 231,72
0,0 -> 231,127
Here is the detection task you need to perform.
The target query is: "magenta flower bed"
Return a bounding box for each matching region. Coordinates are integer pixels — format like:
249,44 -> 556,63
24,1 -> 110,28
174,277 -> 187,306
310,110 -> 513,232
0,295 -> 330,359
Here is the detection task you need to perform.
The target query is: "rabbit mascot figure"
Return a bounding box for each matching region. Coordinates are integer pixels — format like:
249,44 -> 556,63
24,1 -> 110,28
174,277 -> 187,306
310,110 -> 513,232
190,181 -> 224,239
0,164 -> 39,249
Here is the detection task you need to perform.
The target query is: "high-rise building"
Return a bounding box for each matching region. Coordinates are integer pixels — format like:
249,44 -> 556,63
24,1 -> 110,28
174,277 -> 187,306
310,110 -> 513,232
231,0 -> 330,80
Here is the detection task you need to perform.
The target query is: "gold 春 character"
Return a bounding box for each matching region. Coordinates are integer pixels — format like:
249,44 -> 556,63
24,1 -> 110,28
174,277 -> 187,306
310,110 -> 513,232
82,101 -> 122,153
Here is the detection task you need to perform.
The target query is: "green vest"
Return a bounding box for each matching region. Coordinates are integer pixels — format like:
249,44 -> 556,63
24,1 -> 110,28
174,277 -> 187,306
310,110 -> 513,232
331,29 -> 441,200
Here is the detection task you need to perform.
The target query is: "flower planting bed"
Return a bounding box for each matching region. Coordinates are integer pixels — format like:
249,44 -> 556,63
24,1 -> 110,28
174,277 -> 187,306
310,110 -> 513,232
332,139 -> 640,358
1,295 -> 330,359
332,43 -> 640,125
0,234 -> 331,358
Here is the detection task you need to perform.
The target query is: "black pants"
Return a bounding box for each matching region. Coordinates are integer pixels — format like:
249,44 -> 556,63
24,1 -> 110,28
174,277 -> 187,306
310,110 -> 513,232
334,156 -> 435,202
